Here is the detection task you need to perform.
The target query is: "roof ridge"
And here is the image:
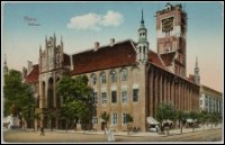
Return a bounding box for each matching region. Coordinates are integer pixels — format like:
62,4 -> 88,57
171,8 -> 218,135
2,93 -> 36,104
71,39 -> 136,56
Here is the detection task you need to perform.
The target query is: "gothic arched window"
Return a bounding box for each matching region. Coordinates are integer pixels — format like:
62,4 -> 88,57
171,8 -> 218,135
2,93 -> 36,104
139,46 -> 142,53
110,71 -> 117,83
91,74 -> 97,85
100,72 -> 106,84
120,69 -> 128,81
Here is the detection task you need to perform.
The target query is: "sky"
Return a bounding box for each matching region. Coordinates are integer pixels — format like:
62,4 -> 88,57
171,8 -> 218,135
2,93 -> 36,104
2,2 -> 224,92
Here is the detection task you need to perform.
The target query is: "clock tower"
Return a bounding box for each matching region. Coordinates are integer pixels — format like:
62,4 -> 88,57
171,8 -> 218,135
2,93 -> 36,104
156,3 -> 187,77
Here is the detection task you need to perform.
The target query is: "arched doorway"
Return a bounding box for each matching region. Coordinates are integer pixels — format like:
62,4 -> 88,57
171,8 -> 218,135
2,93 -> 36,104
56,78 -> 60,108
47,78 -> 54,108
42,81 -> 46,108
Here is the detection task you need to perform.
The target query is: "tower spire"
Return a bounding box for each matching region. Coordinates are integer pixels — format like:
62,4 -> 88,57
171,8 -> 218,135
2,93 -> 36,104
137,9 -> 149,64
195,57 -> 199,74
141,9 -> 144,26
194,56 -> 200,84
195,57 -> 198,67
4,54 -> 8,75
4,54 -> 7,65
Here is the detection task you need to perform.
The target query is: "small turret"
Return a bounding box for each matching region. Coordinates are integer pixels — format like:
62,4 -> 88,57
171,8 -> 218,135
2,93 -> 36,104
194,57 -> 200,84
136,9 -> 149,64
4,54 -> 8,75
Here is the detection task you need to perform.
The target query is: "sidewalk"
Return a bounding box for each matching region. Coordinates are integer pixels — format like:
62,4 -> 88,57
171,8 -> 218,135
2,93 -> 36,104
7,123 -> 222,137
52,123 -> 222,137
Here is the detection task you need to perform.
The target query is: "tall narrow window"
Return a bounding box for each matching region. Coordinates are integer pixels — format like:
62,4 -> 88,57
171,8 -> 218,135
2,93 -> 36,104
122,113 -> 127,125
111,91 -> 117,103
111,113 -> 117,125
110,71 -> 117,83
143,46 -> 146,54
100,72 -> 106,84
133,89 -> 139,102
121,69 -> 128,81
122,91 -> 127,103
91,74 -> 97,85
92,92 -> 98,106
101,92 -> 107,104
92,117 -> 98,125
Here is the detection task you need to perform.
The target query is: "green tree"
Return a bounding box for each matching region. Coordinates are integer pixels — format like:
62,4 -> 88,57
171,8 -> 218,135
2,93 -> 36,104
156,103 -> 176,135
199,110 -> 208,130
34,113 -> 41,131
176,110 -> 186,134
56,75 -> 93,132
4,70 -> 35,128
100,112 -> 109,134
208,112 -> 219,129
187,111 -> 199,132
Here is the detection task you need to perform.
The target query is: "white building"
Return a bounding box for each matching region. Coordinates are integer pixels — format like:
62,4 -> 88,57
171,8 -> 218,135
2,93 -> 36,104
199,85 -> 222,114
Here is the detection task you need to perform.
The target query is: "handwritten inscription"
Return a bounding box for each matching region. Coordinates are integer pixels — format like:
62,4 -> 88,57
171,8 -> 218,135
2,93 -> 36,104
24,16 -> 41,26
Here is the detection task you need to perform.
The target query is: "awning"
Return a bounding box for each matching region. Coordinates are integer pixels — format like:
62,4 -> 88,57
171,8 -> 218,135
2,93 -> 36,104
146,117 -> 159,125
162,119 -> 173,125
186,118 -> 193,123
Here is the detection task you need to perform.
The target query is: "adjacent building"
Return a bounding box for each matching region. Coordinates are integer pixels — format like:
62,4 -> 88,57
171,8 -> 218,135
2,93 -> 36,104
199,85 -> 222,114
24,3 -> 200,131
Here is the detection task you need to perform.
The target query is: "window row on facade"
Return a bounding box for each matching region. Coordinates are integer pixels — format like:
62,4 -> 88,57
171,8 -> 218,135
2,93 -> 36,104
92,112 -> 129,125
92,89 -> 139,105
200,93 -> 222,113
90,69 -> 128,85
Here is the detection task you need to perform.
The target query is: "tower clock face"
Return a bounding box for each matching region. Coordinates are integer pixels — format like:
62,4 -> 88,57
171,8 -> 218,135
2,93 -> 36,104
162,17 -> 174,32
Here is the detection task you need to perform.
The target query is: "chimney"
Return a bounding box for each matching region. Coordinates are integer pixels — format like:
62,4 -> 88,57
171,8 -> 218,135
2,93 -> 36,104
94,42 -> 100,51
110,38 -> 115,46
27,61 -> 33,73
22,67 -> 27,79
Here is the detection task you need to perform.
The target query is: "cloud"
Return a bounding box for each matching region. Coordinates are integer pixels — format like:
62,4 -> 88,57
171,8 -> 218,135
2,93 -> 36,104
67,11 -> 123,31
101,11 -> 123,27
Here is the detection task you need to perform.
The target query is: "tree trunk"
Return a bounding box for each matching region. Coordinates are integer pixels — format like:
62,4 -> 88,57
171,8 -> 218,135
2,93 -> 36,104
180,121 -> 183,134
104,123 -> 107,135
66,121 -> 68,133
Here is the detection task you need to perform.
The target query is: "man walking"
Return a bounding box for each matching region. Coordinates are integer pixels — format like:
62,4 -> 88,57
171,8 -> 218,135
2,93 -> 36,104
40,126 -> 45,136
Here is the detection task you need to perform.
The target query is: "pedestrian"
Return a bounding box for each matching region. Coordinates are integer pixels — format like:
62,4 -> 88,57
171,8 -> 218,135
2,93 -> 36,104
40,126 -> 45,136
107,125 -> 115,142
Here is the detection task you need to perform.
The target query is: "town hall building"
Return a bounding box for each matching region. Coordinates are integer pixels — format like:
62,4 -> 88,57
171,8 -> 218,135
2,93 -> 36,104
24,3 -> 200,131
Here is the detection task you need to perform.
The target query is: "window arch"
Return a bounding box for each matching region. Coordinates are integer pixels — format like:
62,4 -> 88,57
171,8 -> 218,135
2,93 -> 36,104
120,69 -> 128,81
100,72 -> 106,84
139,46 -> 142,53
91,74 -> 97,85
110,70 -> 117,83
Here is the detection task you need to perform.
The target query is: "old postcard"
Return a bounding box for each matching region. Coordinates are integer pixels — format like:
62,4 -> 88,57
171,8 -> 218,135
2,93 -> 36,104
2,1 -> 224,143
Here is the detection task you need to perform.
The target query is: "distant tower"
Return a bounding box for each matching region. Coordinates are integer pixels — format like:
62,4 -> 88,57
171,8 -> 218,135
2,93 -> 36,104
4,54 -> 8,75
194,57 -> 200,84
156,3 -> 187,77
136,9 -> 149,63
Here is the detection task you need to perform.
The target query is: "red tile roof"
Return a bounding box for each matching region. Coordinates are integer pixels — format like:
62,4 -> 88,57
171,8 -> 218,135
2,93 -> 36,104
160,52 -> 176,66
148,50 -> 165,69
25,64 -> 39,83
188,74 -> 195,82
70,40 -> 171,75
71,40 -> 136,75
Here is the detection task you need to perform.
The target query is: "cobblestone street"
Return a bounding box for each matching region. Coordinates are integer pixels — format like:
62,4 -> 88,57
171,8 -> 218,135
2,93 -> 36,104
3,126 -> 222,143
